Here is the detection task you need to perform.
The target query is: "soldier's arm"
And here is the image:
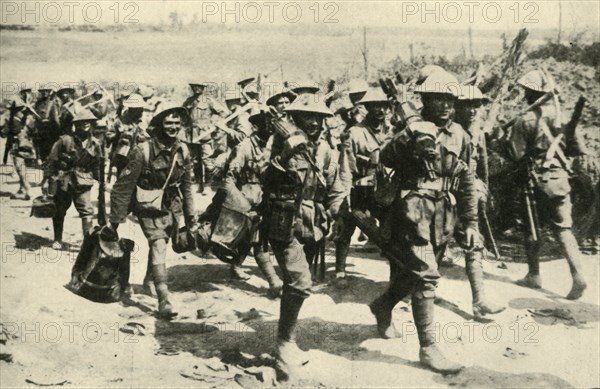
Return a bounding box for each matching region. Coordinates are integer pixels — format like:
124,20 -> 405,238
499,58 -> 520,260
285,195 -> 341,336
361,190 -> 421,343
478,131 -> 489,186
380,130 -> 410,170
507,117 -> 532,162
209,97 -> 231,118
179,145 -> 197,225
44,138 -> 62,179
109,146 -> 144,224
456,136 -> 478,230
223,143 -> 247,187
325,158 -> 346,218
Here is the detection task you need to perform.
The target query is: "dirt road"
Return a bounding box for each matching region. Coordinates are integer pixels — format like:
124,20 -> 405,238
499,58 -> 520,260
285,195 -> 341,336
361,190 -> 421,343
0,157 -> 598,388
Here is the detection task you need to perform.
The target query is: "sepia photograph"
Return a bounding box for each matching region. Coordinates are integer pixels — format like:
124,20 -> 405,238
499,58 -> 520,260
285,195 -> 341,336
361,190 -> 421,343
0,1 -> 599,387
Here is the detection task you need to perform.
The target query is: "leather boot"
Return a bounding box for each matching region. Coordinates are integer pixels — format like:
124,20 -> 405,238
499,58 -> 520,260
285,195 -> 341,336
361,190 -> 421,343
52,216 -> 65,249
143,257 -> 156,297
334,242 -> 350,289
465,250 -> 505,319
276,286 -> 309,381
413,293 -> 464,374
369,290 -> 403,339
153,264 -> 178,319
230,264 -> 251,280
557,230 -> 587,300
516,240 -> 542,289
81,217 -> 94,237
255,252 -> 283,299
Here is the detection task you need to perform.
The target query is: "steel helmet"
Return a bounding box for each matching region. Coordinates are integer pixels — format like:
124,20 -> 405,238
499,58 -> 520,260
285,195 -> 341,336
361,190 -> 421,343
72,109 -> 98,123
290,80 -> 320,95
458,85 -> 490,102
123,93 -> 151,109
358,88 -> 389,104
414,70 -> 460,97
517,70 -> 555,93
416,65 -> 445,85
150,101 -> 189,127
285,94 -> 333,117
348,78 -> 368,95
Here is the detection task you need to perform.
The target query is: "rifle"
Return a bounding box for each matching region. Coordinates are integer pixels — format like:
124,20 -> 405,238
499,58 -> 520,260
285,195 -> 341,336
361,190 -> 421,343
310,238 -> 327,283
480,203 -> 500,259
379,76 -> 421,128
97,141 -> 107,226
563,96 -> 587,156
523,159 -> 541,242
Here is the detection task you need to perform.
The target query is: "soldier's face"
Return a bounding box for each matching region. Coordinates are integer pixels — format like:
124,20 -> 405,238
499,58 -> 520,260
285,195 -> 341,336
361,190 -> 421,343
274,96 -> 290,113
423,93 -> 455,122
191,85 -> 205,95
365,102 -> 389,121
455,101 -> 481,125
74,122 -> 92,139
162,114 -> 181,138
40,90 -> 50,99
294,112 -> 324,139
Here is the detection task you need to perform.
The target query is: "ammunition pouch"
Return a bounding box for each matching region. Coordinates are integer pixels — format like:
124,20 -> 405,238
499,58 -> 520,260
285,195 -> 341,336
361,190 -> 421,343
533,166 -> 571,198
73,169 -> 96,187
267,200 -> 296,243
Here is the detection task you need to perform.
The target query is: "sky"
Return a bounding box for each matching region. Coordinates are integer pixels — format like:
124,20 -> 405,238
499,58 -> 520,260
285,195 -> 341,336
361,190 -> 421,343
1,0 -> 599,33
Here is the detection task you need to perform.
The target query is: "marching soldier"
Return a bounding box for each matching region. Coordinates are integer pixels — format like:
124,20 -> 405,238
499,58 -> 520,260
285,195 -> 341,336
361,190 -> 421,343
335,88 -> 393,288
109,101 -> 196,319
182,82 -> 230,193
3,88 -> 33,166
43,109 -> 101,250
34,85 -> 61,162
450,85 -> 505,318
370,70 -> 476,373
347,78 -> 369,127
508,69 -> 587,300
266,88 -> 294,119
205,104 -> 284,293
264,94 -> 345,379
1,98 -> 37,200
56,87 -> 77,134
110,93 -> 152,175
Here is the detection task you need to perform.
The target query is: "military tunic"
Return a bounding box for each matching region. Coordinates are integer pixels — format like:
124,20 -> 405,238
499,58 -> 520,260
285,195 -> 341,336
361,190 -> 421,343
44,134 -> 101,218
110,137 -> 196,244
508,104 -> 572,230
264,136 -> 346,294
380,119 -> 477,295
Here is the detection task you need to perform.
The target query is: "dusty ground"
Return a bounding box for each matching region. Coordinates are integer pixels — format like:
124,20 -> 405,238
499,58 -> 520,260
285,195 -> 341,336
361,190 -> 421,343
0,143 -> 598,388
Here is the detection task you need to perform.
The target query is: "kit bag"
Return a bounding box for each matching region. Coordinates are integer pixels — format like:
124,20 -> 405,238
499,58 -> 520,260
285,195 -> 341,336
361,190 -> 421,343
67,226 -> 134,303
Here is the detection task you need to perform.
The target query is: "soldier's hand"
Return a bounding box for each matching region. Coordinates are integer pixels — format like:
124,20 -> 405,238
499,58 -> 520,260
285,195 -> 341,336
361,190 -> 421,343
465,228 -> 481,250
41,179 -> 49,196
281,134 -> 307,163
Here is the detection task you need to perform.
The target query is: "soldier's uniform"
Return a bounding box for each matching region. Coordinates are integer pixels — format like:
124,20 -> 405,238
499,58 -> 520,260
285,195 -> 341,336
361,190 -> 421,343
182,83 -> 230,191
450,85 -> 505,318
110,94 -> 152,175
370,70 -> 475,374
110,101 -> 195,318
336,88 -> 394,285
34,88 -> 61,161
44,109 -> 100,248
264,96 -> 345,380
1,99 -> 37,199
508,69 -> 587,300
212,109 -> 284,293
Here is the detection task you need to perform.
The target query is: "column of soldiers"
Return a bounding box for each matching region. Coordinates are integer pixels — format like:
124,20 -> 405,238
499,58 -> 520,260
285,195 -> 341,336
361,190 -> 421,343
0,64 -> 590,380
